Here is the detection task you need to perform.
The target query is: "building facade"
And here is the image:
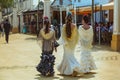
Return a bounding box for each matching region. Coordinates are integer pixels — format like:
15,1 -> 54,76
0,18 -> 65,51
3,0 -> 33,33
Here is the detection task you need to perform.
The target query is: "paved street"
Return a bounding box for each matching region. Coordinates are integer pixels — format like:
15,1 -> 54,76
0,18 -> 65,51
0,34 -> 120,80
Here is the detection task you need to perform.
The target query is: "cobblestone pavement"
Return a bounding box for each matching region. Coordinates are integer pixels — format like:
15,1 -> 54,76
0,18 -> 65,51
0,34 -> 120,80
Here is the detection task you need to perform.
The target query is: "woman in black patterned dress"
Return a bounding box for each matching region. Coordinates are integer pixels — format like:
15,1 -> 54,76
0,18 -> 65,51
36,16 -> 57,76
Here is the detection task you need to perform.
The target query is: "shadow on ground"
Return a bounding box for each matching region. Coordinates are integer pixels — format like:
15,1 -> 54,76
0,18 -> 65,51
25,37 -> 37,41
35,74 -> 60,80
92,45 -> 113,52
35,72 -> 96,80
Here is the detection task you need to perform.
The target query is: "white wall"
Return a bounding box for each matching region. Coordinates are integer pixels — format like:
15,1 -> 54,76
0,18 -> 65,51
12,0 -> 34,32
23,0 -> 33,10
13,8 -> 18,28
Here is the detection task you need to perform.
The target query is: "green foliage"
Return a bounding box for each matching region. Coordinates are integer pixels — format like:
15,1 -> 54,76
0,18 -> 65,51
0,0 -> 14,9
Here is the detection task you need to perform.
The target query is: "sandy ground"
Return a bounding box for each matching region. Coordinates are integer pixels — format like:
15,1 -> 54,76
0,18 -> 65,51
0,34 -> 120,80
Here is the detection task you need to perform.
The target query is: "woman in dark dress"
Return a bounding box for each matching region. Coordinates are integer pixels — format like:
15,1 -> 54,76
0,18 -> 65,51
36,16 -> 57,76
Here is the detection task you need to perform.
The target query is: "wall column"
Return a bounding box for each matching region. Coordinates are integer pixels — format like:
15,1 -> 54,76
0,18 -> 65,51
44,0 -> 51,21
12,8 -> 18,33
20,14 -> 23,33
111,0 -> 120,51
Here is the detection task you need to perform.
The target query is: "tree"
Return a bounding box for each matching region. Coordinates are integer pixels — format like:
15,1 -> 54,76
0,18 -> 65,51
0,0 -> 14,9
0,0 -> 14,21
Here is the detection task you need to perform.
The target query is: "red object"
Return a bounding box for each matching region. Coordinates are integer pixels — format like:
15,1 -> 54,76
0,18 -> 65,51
43,16 -> 48,19
43,16 -> 49,22
83,14 -> 89,17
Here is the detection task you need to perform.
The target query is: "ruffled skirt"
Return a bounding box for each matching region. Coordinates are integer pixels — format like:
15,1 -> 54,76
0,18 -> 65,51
57,47 -> 81,75
80,51 -> 96,73
36,52 -> 55,76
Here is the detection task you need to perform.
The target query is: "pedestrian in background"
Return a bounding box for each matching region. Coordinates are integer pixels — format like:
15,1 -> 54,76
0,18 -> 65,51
0,20 -> 4,37
3,19 -> 11,43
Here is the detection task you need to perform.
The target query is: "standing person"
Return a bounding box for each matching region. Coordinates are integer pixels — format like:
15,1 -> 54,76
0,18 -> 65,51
0,21 -> 4,37
0,22 -> 2,37
108,21 -> 113,44
22,23 -> 27,34
3,19 -> 11,43
57,12 -> 81,76
37,18 -> 43,38
31,19 -> 36,33
36,16 -> 57,76
78,15 -> 96,74
52,19 -> 59,39
109,21 -> 113,33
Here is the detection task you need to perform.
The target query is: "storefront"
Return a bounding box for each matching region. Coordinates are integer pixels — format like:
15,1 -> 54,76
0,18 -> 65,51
22,10 -> 43,34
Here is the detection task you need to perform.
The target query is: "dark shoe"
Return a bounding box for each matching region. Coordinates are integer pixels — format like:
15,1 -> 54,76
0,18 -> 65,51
72,71 -> 78,77
85,72 -> 91,74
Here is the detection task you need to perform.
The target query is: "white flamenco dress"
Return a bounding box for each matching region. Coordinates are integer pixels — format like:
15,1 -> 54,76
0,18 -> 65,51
78,25 -> 96,73
57,24 -> 81,75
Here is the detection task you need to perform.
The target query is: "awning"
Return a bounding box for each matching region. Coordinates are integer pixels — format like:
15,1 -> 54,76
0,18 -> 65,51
8,12 -> 13,17
17,10 -> 23,15
70,1 -> 114,15
51,0 -> 72,7
3,12 -> 13,18
72,0 -> 112,7
101,1 -> 113,10
17,9 -> 29,15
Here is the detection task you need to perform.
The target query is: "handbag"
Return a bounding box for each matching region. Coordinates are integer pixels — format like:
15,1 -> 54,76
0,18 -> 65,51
54,41 -> 59,47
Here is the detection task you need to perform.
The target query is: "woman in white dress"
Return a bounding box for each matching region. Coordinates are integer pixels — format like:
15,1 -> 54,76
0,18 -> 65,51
57,12 -> 80,76
78,15 -> 96,73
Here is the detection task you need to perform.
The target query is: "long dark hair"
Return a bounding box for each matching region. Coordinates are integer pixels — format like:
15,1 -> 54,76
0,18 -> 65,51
66,12 -> 72,38
44,17 -> 50,34
82,15 -> 89,24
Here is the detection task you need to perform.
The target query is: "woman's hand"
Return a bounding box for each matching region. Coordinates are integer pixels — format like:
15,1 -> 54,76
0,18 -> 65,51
55,47 -> 57,52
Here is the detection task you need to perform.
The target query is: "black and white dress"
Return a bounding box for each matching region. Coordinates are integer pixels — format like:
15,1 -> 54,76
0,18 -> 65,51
36,28 -> 56,76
